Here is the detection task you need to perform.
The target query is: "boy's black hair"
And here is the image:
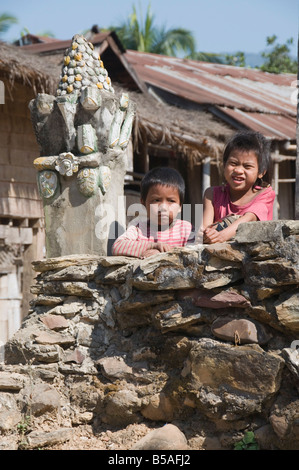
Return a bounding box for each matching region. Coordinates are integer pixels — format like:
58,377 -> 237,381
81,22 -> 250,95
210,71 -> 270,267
223,130 -> 272,185
140,167 -> 185,205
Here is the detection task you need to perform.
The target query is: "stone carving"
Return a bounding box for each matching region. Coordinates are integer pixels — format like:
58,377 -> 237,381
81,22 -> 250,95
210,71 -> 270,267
55,152 -> 79,177
29,33 -> 136,257
77,167 -> 99,198
37,170 -> 59,199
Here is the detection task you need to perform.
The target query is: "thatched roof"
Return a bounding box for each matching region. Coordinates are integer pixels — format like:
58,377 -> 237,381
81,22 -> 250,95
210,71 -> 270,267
0,41 -> 57,95
0,41 -> 234,161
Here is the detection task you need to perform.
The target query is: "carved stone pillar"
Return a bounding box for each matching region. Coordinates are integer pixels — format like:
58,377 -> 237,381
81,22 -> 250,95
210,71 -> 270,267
29,34 -> 135,257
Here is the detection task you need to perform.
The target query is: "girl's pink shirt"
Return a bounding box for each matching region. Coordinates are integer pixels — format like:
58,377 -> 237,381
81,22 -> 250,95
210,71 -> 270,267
213,184 -> 276,222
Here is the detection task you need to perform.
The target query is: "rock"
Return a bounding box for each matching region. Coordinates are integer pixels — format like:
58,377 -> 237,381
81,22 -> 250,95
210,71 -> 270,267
179,288 -> 250,309
181,338 -> 284,419
154,302 -> 203,333
32,254 -> 103,272
21,428 -> 74,449
63,348 -> 86,364
19,383 -> 61,417
0,372 -> 24,391
131,424 -> 188,450
281,346 -> 299,381
254,424 -> 278,450
274,290 -> 299,332
41,314 -> 69,330
235,220 -> 285,243
203,242 -> 244,262
98,356 -> 134,380
269,399 -> 299,449
0,438 -> 18,450
141,393 -> 173,421
211,317 -> 271,345
34,331 -> 75,346
0,408 -> 22,433
100,388 -> 141,426
244,259 -> 299,287
31,281 -> 95,297
132,251 -> 204,290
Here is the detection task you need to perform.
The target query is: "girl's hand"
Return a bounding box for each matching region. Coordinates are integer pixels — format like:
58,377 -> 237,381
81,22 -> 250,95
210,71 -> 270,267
203,226 -> 232,244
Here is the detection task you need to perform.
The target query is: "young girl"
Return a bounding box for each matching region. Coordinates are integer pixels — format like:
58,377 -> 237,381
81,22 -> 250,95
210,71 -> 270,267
202,130 -> 275,244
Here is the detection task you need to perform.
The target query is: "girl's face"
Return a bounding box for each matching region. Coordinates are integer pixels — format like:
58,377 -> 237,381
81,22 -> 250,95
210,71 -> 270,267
142,184 -> 181,227
224,150 -> 264,193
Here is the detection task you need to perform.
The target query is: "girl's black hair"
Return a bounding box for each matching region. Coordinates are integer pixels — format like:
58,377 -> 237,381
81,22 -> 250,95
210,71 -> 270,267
140,167 -> 185,204
223,130 -> 273,185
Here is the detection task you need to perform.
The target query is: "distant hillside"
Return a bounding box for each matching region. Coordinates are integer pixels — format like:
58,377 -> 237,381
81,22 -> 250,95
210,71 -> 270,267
244,52 -> 264,68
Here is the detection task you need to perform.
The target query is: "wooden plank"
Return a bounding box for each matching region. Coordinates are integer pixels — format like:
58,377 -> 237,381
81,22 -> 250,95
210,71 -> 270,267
0,182 -> 40,200
0,197 -> 43,218
0,165 -> 37,183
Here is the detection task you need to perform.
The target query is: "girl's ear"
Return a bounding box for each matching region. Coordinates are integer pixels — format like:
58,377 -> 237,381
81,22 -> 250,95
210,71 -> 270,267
258,170 -> 266,179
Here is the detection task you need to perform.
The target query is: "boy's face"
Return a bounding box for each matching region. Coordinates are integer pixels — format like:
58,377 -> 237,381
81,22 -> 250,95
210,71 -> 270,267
142,184 -> 181,227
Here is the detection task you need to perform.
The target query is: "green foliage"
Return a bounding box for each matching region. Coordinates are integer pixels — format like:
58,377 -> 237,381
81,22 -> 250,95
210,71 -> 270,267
0,12 -> 18,36
187,51 -> 225,64
224,51 -> 246,67
17,415 -> 32,438
259,35 -> 297,74
234,431 -> 259,450
110,2 -> 196,57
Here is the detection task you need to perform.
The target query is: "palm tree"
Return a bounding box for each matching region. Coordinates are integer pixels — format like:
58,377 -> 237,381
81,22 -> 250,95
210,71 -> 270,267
0,12 -> 18,37
111,3 -> 196,57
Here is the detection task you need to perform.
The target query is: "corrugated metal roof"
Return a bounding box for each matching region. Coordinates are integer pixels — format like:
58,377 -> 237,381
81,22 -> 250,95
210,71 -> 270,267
126,50 -> 297,140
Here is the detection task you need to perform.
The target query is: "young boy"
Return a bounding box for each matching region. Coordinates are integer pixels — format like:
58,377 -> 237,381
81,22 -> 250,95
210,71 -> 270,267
112,167 -> 194,258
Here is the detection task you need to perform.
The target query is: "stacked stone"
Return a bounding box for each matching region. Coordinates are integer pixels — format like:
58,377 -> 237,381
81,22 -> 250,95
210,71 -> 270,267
56,34 -> 114,97
1,221 -> 299,450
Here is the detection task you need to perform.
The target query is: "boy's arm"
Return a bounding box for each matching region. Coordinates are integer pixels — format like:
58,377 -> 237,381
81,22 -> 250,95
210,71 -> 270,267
111,226 -> 153,258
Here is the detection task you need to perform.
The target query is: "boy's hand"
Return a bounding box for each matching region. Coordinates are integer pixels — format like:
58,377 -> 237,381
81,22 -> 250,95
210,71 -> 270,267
152,242 -> 172,252
141,242 -> 173,258
141,248 -> 161,258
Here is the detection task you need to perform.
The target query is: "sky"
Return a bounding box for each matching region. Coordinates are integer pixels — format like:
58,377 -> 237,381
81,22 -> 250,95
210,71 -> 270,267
1,0 -> 298,57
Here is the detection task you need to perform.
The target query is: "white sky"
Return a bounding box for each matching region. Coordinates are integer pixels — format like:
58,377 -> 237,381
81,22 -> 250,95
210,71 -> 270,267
1,0 -> 298,56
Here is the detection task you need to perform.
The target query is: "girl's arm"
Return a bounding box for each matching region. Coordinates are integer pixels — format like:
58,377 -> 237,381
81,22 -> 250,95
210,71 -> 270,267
203,211 -> 257,244
196,187 -> 214,243
202,187 -> 215,229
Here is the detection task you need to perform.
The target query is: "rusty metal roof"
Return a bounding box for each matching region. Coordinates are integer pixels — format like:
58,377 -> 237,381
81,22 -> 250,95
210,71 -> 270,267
125,50 -> 297,141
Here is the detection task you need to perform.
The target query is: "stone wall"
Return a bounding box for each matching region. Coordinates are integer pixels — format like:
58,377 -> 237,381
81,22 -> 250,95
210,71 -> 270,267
1,220 -> 299,450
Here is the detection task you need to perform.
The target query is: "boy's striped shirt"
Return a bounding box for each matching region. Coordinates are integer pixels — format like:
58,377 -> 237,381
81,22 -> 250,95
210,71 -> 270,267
112,219 -> 194,258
